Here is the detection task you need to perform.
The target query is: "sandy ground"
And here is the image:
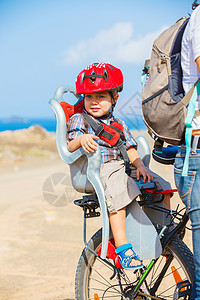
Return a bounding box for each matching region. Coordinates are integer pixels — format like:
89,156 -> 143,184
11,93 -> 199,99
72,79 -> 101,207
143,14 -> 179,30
0,129 -> 193,299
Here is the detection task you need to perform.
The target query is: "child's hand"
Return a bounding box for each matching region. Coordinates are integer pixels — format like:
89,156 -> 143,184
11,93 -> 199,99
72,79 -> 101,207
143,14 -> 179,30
136,166 -> 153,182
79,134 -> 99,153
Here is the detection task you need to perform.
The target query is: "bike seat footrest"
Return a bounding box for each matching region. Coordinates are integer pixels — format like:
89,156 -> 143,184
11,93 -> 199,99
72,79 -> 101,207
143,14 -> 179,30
134,179 -> 157,190
138,193 -> 164,206
74,194 -> 100,218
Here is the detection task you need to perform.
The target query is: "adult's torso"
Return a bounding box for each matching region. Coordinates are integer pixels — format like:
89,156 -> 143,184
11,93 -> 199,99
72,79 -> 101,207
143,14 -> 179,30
181,5 -> 200,129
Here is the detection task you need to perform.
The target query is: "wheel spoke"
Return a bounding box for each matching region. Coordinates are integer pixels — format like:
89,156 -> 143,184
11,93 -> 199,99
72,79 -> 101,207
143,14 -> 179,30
75,231 -> 194,300
90,295 -> 123,300
151,266 -> 184,288
89,286 -> 121,294
96,257 -> 115,272
149,255 -> 165,287
90,266 -> 123,295
91,277 -> 113,288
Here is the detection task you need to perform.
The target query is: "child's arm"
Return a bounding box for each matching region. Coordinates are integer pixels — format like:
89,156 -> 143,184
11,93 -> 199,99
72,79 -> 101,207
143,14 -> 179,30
68,134 -> 99,153
127,147 -> 153,182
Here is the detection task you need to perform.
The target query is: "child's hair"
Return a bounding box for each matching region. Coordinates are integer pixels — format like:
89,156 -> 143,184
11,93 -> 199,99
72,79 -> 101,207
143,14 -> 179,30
110,89 -> 119,97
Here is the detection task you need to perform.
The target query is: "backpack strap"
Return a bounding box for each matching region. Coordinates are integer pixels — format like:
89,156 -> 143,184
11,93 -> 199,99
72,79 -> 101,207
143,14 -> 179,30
81,112 -> 131,176
181,78 -> 200,117
182,78 -> 200,176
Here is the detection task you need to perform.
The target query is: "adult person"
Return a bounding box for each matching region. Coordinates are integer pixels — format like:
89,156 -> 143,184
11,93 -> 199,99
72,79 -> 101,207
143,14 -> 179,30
174,1 -> 200,299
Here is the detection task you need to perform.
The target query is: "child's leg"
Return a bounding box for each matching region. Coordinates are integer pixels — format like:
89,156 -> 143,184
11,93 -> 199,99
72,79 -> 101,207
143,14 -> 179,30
109,208 -> 141,267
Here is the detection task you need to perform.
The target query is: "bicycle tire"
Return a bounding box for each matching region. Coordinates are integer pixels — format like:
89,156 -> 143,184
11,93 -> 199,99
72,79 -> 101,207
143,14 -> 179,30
75,229 -> 194,300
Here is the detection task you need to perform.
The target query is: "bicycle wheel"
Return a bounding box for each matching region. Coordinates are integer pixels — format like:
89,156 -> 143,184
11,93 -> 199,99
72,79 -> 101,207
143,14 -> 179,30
75,229 -> 194,300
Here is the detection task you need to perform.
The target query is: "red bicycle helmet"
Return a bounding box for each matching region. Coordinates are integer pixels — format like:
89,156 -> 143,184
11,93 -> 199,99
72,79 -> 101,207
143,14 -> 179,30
76,63 -> 123,94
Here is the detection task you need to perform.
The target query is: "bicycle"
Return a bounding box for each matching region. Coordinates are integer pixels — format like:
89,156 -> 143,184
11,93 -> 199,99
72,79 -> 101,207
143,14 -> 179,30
74,182 -> 194,300
49,86 -> 195,300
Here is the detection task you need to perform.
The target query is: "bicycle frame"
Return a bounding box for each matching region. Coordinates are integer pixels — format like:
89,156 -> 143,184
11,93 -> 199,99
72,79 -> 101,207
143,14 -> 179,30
125,211 -> 189,299
116,211 -> 189,299
75,191 -> 191,300
49,85 -> 193,299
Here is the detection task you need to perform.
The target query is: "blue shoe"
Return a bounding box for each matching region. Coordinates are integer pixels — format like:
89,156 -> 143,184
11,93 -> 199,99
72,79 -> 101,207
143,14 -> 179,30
115,243 -> 143,270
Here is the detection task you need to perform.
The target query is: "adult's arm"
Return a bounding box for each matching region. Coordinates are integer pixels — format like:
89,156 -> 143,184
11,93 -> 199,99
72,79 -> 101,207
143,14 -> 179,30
193,6 -> 200,72
195,56 -> 200,73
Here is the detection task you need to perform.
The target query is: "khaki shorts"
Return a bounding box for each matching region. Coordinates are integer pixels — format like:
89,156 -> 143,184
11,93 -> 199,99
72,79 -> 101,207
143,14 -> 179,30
100,160 -> 172,214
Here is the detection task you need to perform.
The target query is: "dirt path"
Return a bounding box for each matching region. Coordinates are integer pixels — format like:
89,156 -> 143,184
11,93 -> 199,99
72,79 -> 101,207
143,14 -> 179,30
0,158 -> 100,299
0,154 -> 192,299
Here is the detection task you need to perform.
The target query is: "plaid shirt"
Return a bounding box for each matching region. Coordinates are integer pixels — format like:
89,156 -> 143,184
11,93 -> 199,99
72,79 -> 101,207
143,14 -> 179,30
66,111 -> 137,164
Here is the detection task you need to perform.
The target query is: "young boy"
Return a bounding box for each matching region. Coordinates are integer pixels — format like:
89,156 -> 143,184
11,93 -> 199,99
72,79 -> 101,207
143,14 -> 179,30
67,62 -> 171,270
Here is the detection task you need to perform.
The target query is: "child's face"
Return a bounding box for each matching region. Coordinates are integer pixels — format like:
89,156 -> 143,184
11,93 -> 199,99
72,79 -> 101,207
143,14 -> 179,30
84,91 -> 117,118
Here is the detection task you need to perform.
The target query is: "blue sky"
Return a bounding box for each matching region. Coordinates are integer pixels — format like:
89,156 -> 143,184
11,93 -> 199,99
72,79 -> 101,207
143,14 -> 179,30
1,0 -> 193,119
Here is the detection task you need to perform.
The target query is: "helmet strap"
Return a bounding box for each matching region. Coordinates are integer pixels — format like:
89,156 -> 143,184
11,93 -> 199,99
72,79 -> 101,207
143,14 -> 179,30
109,90 -> 116,109
98,91 -> 115,119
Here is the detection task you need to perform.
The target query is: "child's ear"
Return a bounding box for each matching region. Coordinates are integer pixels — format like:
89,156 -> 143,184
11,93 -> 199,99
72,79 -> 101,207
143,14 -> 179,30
114,94 -> 119,103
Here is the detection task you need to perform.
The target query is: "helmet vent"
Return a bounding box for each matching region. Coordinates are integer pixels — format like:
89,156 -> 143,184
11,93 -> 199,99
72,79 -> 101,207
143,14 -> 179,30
81,72 -> 85,84
108,64 -> 114,71
90,71 -> 96,83
103,69 -> 109,81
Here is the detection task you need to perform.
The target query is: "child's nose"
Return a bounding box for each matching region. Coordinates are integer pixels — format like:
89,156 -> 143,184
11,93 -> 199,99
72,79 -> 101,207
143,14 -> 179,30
91,97 -> 99,103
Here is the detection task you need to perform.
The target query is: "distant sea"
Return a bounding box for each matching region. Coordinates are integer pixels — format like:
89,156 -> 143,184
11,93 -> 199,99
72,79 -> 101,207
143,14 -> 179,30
0,116 -> 146,132
0,117 -> 57,132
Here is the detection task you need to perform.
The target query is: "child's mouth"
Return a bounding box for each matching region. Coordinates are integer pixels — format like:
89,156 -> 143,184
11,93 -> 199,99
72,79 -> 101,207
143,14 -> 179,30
91,107 -> 100,112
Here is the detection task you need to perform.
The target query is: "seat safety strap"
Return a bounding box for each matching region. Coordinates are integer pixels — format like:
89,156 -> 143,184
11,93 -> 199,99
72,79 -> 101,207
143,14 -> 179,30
82,113 -> 131,176
182,78 -> 200,176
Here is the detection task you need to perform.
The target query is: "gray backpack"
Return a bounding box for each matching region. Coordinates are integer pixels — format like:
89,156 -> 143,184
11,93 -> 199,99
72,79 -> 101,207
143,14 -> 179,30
142,17 -> 200,146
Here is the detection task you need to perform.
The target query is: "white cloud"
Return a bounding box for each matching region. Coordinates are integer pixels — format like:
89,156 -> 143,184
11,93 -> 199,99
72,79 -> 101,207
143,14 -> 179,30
63,22 -> 168,65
